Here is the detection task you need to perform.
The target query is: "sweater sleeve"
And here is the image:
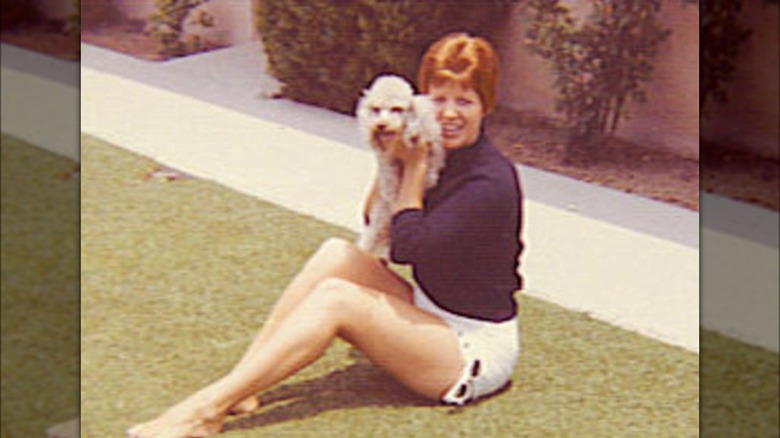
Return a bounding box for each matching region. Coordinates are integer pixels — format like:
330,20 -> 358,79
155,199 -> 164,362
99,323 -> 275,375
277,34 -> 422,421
390,176 -> 512,264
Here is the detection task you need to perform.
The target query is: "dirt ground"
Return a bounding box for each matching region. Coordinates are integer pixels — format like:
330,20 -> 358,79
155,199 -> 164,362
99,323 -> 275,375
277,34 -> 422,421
700,139 -> 779,212
488,108 -> 778,212
81,18 -> 167,61
3,20 -> 778,213
486,107 -> 703,210
0,21 -> 79,61
80,19 -> 227,61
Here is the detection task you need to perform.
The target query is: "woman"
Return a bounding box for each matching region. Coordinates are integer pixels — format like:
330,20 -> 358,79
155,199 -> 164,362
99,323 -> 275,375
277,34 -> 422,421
128,32 -> 524,438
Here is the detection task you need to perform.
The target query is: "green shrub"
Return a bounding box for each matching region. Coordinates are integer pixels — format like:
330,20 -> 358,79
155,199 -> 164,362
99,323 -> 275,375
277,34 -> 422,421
700,0 -> 751,115
700,0 -> 778,116
255,0 -> 517,114
522,0 -> 670,155
148,0 -> 215,58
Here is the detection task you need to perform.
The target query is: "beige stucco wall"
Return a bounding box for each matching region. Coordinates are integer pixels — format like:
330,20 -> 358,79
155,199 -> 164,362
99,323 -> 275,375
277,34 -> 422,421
497,0 -> 699,159
112,0 -> 256,46
700,2 -> 779,160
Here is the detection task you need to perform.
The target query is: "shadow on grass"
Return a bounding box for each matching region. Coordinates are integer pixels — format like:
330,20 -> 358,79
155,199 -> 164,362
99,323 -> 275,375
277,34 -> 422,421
223,362 -> 433,432
224,359 -> 514,432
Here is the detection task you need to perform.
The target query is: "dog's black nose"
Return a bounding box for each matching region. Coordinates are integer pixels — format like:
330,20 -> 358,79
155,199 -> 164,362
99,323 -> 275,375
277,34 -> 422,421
376,123 -> 387,132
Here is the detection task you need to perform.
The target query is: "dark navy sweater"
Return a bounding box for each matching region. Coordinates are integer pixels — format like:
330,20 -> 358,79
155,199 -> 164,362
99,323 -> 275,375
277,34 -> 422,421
390,134 -> 523,322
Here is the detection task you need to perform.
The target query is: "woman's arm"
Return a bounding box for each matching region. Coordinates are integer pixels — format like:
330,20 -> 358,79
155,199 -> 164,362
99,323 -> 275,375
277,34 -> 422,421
393,160 -> 428,214
392,141 -> 430,215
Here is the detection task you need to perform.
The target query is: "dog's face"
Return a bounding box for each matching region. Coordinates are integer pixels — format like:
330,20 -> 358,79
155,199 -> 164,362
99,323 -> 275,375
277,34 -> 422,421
357,76 -> 415,155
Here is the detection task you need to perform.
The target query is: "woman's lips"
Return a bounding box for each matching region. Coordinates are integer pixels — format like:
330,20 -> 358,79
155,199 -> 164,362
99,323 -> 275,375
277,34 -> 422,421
441,125 -> 463,138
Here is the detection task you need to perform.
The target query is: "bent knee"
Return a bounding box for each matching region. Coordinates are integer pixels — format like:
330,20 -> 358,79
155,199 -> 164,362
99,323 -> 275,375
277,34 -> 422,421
308,277 -> 370,316
312,277 -> 360,302
319,237 -> 354,254
315,237 -> 378,267
314,238 -> 360,262
315,276 -> 354,293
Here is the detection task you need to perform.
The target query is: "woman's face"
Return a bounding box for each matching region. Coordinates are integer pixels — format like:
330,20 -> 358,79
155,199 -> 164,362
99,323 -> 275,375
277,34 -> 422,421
428,81 -> 485,150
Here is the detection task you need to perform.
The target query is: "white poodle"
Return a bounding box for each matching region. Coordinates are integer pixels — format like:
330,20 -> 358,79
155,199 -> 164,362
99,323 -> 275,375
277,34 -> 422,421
355,74 -> 446,260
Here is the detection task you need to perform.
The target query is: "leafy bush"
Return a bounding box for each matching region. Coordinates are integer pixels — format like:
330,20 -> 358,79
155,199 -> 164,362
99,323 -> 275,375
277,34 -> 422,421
700,0 -> 778,116
521,0 -> 670,153
147,0 -> 215,58
255,0 -> 517,114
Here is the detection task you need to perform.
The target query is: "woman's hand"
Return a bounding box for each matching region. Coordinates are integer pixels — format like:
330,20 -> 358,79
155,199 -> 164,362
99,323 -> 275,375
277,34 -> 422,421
395,139 -> 431,171
392,140 -> 431,214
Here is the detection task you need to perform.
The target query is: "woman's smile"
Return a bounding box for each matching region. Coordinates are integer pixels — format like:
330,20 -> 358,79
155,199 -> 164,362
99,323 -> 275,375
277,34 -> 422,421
441,123 -> 464,138
428,81 -> 484,150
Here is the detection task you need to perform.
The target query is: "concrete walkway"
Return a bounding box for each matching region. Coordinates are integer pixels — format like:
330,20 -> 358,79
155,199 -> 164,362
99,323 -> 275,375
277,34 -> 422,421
3,41 -> 721,353
701,195 -> 779,352
1,44 -> 79,161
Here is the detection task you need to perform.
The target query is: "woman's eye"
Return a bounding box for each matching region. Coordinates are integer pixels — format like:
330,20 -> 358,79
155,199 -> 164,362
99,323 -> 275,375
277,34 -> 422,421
456,98 -> 472,106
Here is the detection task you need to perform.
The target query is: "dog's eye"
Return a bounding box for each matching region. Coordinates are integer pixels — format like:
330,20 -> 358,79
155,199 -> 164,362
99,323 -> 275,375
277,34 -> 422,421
371,107 -> 381,114
390,106 -> 404,114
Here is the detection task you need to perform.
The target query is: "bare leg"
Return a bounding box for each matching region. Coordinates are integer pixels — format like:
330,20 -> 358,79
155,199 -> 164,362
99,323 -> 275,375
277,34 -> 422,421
127,278 -> 462,438
230,238 -> 412,413
249,238 -> 413,343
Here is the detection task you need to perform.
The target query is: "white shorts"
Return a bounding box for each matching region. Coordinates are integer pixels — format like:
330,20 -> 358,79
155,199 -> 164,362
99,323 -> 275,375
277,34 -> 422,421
413,287 -> 521,405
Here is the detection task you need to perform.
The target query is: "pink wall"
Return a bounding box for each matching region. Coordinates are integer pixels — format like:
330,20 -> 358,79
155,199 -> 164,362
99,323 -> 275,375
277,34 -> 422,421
497,0 -> 699,159
700,2 -> 780,160
618,2 -> 699,160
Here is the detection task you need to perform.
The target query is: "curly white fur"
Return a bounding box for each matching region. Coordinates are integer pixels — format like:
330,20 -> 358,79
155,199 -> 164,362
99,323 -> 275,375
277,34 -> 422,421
355,75 -> 446,259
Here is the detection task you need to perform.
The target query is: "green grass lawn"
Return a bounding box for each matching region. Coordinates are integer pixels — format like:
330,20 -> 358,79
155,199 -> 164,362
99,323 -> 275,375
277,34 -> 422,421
1,134 -> 80,438
79,133 -> 708,438
700,330 -> 779,437
4,131 -> 775,438
3,130 -> 775,438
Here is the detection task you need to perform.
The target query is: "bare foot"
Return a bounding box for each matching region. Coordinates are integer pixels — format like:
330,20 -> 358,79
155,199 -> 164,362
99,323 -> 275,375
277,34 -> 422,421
228,395 -> 260,415
126,403 -> 224,438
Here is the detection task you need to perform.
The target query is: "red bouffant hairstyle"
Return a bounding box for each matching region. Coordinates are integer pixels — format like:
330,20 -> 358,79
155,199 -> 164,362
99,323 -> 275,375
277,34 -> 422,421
417,33 -> 500,114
